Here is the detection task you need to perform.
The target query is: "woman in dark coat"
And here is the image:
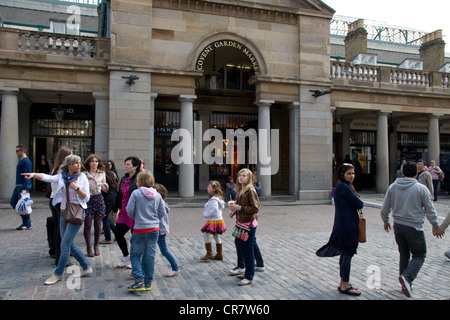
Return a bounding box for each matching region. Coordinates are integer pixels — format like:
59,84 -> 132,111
317,163 -> 364,296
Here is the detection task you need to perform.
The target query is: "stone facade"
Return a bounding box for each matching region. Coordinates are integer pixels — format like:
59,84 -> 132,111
1,0 -> 449,201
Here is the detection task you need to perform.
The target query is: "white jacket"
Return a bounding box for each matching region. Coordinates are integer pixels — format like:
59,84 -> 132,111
203,196 -> 225,221
40,172 -> 90,209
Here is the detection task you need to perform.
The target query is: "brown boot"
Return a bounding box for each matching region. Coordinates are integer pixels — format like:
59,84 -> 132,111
94,246 -> 100,256
87,246 -> 94,257
213,243 -> 223,260
200,243 -> 214,261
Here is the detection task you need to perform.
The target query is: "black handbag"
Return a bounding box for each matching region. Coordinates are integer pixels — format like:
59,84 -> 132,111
64,186 -> 84,225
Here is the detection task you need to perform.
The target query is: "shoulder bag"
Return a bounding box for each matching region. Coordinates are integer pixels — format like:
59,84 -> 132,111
64,185 -> 84,225
357,209 -> 366,243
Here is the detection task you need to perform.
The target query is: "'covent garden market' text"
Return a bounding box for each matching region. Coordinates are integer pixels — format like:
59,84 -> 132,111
196,40 -> 260,73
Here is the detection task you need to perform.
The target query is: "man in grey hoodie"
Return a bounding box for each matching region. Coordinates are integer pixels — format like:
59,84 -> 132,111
381,161 -> 441,298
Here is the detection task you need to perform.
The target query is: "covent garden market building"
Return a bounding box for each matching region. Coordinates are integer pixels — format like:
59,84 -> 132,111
0,0 -> 449,201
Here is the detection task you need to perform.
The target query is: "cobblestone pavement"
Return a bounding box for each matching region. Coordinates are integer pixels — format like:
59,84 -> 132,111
0,191 -> 448,304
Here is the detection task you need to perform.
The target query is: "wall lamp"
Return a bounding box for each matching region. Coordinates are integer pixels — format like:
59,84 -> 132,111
310,90 -> 332,98
122,75 -> 139,85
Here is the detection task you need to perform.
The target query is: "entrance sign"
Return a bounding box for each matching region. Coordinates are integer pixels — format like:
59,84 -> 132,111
196,40 -> 260,73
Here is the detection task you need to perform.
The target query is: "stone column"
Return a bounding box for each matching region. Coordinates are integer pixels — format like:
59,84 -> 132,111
178,95 -> 196,198
0,88 -> 19,199
288,102 -> 300,196
198,110 -> 211,190
255,100 -> 274,197
93,92 -> 109,161
376,111 -> 390,193
428,114 -> 441,166
148,93 -> 158,173
341,118 -> 351,161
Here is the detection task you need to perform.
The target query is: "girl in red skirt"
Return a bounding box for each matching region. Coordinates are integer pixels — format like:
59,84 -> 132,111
200,181 -> 226,260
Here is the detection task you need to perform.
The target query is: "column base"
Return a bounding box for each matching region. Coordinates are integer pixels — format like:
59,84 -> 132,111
298,190 -> 331,202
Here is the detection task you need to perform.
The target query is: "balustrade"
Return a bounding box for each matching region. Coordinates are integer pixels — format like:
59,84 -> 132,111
18,31 -> 94,58
331,62 -> 379,82
389,69 -> 430,87
330,61 -> 445,89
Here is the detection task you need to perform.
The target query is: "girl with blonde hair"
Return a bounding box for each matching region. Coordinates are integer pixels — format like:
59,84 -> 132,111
200,181 -> 226,261
229,168 -> 260,286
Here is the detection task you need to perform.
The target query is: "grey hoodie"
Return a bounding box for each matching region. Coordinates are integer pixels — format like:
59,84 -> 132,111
126,187 -> 166,230
381,177 -> 439,230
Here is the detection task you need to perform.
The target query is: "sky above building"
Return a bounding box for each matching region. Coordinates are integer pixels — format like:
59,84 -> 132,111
324,0 -> 449,42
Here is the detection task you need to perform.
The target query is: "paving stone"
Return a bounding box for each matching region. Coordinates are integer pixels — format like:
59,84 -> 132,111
0,192 -> 448,303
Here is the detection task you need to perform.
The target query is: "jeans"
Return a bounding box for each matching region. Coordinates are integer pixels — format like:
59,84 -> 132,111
432,179 -> 439,201
54,213 -> 90,276
130,231 -> 159,284
394,223 -> 427,284
235,236 -> 264,269
235,226 -> 257,281
11,186 -> 31,228
102,189 -> 117,241
158,234 -> 179,271
49,200 -> 62,265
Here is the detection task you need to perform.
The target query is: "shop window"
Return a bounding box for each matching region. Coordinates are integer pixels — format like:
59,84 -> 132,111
398,133 -> 428,147
32,119 -> 93,137
350,131 -> 376,145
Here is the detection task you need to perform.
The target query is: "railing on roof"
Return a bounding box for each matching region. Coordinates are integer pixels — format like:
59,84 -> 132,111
56,0 -> 100,5
330,15 -> 426,46
331,61 -> 450,89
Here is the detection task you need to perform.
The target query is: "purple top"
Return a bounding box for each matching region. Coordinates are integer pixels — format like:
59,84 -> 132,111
116,177 -> 135,228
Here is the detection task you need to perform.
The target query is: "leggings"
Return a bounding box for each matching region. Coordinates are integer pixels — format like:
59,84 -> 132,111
339,251 -> 354,282
84,214 -> 103,247
203,232 -> 221,244
114,223 -> 132,257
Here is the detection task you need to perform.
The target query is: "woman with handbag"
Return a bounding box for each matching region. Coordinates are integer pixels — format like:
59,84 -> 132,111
427,160 -> 444,201
316,163 -> 364,296
229,168 -> 260,286
22,154 -> 92,285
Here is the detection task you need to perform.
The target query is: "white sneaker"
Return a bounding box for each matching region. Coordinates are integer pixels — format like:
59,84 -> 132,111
229,267 -> 245,275
116,256 -> 131,268
165,269 -> 180,277
255,266 -> 265,272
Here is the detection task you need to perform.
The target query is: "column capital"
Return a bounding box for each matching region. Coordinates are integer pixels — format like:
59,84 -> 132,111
254,100 -> 274,108
92,92 -> 109,100
179,94 -> 197,103
376,110 -> 391,117
0,87 -> 19,95
287,101 -> 300,110
428,114 -> 443,120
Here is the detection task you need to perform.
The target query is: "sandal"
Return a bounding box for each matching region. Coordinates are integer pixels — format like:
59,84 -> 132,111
339,286 -> 361,296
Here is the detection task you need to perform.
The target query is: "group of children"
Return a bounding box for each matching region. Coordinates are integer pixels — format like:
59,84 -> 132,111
126,167 -> 261,292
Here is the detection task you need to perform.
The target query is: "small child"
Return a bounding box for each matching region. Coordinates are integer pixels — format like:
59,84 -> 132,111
200,181 -> 226,261
154,183 -> 180,277
438,212 -> 449,259
126,171 -> 166,292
